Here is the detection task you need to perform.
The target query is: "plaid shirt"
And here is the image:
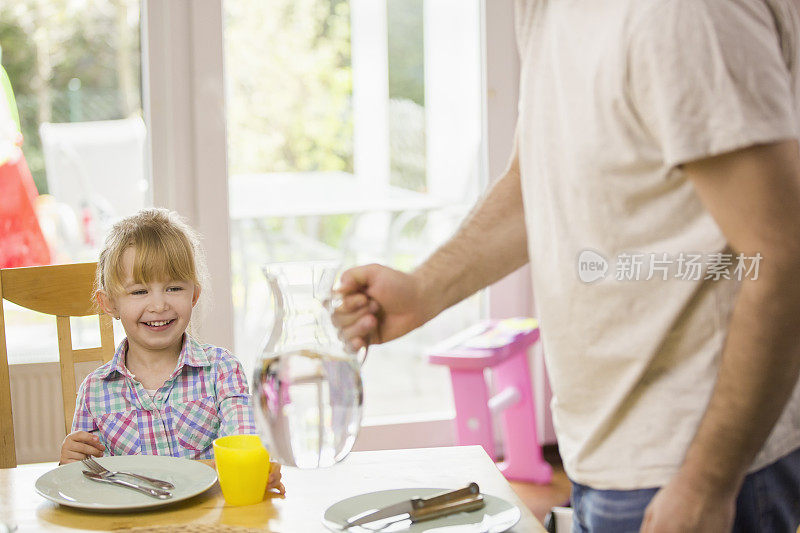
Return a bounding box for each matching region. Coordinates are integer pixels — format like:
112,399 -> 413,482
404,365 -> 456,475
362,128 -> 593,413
72,334 -> 256,460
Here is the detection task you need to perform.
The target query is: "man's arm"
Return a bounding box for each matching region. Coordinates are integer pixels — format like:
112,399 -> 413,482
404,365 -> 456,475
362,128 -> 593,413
642,139 -> 800,532
413,136 -> 528,316
335,137 -> 528,348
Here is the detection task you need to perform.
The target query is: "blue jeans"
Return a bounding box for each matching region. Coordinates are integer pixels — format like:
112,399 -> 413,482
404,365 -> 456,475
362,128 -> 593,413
571,446 -> 800,533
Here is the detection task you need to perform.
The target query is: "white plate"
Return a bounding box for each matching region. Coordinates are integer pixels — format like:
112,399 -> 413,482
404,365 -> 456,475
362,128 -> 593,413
35,455 -> 217,511
323,488 -> 521,532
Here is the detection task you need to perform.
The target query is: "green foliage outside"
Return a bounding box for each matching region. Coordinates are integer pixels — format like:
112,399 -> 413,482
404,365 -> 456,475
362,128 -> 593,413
225,0 -> 354,176
224,0 -> 427,255
388,0 -> 426,193
0,0 -> 141,194
224,0 -> 355,255
388,0 -> 424,106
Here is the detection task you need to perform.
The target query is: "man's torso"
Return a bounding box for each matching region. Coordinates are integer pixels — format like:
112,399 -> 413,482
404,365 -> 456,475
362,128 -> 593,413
515,0 -> 800,488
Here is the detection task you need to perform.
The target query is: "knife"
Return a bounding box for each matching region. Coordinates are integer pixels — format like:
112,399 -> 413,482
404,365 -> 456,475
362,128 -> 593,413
82,470 -> 173,500
342,482 -> 485,529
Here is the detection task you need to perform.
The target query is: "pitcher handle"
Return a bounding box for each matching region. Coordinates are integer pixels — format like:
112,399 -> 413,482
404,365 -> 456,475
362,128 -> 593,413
320,292 -> 369,367
314,265 -> 369,367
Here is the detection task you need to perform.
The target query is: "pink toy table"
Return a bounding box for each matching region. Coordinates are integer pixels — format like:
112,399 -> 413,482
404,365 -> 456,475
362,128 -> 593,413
428,318 -> 553,483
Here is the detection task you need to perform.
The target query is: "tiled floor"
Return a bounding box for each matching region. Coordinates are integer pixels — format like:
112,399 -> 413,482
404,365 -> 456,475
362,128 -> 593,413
508,447 -> 572,525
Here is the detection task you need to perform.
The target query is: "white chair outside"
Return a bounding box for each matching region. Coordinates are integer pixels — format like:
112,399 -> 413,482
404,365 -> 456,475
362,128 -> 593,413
38,117 -> 148,241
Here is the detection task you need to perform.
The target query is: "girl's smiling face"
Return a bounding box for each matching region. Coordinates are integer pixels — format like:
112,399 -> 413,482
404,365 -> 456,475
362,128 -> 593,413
99,247 -> 200,359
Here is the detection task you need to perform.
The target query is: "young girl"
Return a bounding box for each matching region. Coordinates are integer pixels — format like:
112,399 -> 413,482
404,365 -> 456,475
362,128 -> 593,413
59,208 -> 284,494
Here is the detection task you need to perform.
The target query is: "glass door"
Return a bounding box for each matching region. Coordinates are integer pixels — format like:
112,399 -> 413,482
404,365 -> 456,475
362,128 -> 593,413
223,0 -> 485,427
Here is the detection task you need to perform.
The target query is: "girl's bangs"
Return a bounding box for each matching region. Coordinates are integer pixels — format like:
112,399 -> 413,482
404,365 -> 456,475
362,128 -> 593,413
129,231 -> 197,286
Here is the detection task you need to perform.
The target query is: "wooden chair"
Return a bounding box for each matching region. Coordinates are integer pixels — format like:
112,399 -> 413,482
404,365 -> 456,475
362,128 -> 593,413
0,263 -> 114,468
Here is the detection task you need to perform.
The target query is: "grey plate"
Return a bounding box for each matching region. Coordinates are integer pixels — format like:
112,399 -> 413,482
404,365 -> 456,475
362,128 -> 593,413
323,487 -> 521,532
35,455 -> 217,511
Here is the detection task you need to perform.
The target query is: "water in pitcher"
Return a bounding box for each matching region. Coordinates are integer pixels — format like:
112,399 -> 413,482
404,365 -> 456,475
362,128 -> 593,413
252,348 -> 363,468
251,263 -> 365,468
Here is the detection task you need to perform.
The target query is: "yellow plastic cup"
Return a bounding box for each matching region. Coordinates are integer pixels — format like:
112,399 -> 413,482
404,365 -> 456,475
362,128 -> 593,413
213,434 -> 270,506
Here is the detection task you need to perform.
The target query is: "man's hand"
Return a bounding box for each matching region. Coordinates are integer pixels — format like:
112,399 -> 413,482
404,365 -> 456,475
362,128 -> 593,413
640,470 -> 736,532
333,264 -> 435,351
60,430 -> 105,464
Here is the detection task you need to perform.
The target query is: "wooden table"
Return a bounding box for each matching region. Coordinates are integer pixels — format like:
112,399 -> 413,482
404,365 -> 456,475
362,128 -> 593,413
0,446 -> 545,532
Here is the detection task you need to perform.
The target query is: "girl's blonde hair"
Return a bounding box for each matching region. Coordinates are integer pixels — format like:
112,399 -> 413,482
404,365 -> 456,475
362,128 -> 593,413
95,208 -> 210,334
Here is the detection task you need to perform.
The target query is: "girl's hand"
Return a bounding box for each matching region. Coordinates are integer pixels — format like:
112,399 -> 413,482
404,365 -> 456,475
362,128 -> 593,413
267,461 -> 285,495
59,431 -> 105,465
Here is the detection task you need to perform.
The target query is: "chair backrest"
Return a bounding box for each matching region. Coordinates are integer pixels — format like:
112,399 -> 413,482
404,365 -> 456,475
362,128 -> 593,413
0,263 -> 114,468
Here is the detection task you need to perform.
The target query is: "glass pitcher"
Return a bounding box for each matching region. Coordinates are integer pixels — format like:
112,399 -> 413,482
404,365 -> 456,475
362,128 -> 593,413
251,262 -> 365,468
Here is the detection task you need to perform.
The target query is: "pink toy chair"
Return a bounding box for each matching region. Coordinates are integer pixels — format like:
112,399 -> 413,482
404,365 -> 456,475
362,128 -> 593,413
428,318 -> 553,483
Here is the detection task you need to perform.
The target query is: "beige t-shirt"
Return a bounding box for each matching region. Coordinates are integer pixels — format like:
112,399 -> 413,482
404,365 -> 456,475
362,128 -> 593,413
515,0 -> 800,489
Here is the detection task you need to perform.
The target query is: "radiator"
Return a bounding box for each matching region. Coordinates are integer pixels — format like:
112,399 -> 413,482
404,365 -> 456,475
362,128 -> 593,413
10,362 -> 65,464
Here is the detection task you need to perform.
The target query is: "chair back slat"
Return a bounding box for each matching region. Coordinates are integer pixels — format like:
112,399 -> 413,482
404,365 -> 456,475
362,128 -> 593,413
100,313 -> 115,359
57,315 -> 78,435
59,313 -> 115,434
0,272 -> 17,469
1,263 -> 98,316
1,263 -> 114,466
73,346 -> 111,364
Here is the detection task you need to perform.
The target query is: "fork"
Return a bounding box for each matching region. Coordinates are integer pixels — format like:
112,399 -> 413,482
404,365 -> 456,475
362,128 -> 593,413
82,471 -> 172,499
81,456 -> 175,490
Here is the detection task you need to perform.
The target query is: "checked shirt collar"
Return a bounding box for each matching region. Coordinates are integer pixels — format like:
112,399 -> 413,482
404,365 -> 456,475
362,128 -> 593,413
97,333 -> 211,381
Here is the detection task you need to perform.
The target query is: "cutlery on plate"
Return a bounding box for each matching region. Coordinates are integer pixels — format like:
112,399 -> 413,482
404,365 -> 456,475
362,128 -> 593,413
81,470 -> 173,499
341,482 -> 485,529
81,456 -> 175,490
